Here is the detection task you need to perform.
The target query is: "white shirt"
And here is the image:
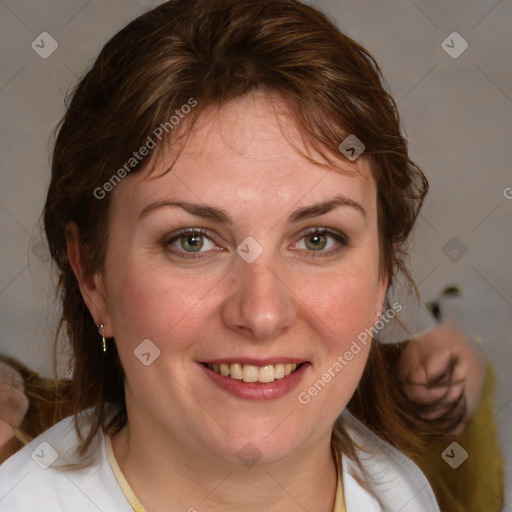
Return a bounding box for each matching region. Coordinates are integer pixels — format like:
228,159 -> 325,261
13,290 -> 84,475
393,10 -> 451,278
0,410 -> 439,512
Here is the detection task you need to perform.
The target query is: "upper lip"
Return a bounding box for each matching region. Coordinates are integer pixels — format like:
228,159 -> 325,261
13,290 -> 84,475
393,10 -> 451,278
200,358 -> 307,366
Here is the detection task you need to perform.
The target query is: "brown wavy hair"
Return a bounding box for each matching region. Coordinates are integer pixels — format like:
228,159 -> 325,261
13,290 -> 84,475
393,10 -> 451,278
42,0 -> 436,488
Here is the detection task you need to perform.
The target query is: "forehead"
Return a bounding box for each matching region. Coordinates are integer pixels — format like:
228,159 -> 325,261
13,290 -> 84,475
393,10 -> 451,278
112,93 -> 376,218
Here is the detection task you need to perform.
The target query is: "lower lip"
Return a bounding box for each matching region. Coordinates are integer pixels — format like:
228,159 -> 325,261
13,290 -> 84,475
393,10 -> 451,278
199,363 -> 310,400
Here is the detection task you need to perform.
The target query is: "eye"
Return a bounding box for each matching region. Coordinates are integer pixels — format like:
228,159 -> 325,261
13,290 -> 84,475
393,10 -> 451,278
166,229 -> 218,254
292,228 -> 348,256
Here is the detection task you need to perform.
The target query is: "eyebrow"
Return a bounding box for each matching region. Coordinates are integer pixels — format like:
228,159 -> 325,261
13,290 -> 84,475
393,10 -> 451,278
287,196 -> 366,222
138,195 -> 366,224
138,201 -> 231,224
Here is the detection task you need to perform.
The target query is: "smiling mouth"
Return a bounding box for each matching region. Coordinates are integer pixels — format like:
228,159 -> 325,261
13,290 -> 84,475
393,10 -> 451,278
204,362 -> 302,383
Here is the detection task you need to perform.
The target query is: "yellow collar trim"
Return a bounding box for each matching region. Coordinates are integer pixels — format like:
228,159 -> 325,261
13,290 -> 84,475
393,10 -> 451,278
105,434 -> 147,512
334,450 -> 347,512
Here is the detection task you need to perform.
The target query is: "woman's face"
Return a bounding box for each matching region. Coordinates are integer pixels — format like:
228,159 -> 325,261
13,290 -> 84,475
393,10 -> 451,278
90,93 -> 387,465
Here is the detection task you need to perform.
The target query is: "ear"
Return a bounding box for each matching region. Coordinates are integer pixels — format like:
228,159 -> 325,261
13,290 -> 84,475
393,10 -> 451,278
66,222 -> 113,337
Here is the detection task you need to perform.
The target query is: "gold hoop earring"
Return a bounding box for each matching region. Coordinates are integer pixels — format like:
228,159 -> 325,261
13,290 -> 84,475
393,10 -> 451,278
97,324 -> 107,352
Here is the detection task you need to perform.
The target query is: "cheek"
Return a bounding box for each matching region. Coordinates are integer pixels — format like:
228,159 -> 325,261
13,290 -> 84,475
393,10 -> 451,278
106,260 -> 173,341
106,254 -> 222,351
312,286 -> 375,385
295,274 -> 374,418
300,264 -> 380,341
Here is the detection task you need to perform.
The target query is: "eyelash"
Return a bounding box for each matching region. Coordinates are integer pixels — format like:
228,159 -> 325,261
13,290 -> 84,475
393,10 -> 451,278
163,227 -> 349,259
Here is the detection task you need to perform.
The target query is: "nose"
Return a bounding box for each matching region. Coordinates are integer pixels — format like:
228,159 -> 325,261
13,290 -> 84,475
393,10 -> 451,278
221,257 -> 298,342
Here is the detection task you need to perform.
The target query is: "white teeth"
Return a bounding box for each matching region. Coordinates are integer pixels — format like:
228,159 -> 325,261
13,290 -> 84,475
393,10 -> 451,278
230,363 -> 243,380
258,365 -> 275,383
274,363 -> 285,379
206,362 -> 299,383
242,365 -> 258,382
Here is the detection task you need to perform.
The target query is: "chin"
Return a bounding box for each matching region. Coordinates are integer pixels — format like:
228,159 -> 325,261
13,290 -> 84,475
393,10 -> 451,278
204,419 -> 319,468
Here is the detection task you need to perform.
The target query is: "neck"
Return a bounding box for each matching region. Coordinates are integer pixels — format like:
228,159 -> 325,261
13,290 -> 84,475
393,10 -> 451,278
111,420 -> 338,512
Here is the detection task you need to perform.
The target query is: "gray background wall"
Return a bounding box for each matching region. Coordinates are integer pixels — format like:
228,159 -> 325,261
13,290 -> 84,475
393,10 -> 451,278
1,0 -> 511,509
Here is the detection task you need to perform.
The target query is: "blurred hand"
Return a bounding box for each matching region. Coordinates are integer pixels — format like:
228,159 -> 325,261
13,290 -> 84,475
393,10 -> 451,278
397,323 -> 485,436
0,361 -> 29,446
